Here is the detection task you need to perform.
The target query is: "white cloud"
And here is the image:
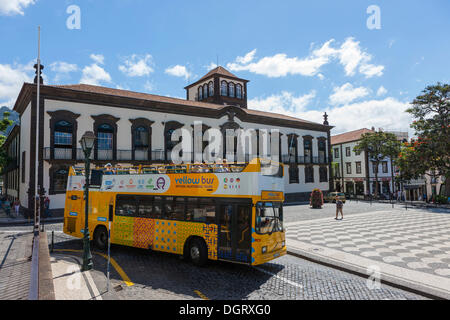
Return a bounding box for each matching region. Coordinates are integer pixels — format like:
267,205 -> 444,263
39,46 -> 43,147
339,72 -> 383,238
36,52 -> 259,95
165,65 -> 192,80
205,62 -> 217,71
236,49 -> 257,65
0,0 -> 36,16
81,64 -> 111,85
143,80 -> 155,92
329,83 -> 369,105
324,98 -> 412,135
118,54 -> 154,77
249,92 -> 412,136
388,39 -> 396,48
0,61 -> 34,107
50,61 -> 78,73
49,61 -> 78,83
248,91 -> 316,116
377,86 -> 387,96
90,54 -> 105,65
227,37 -> 384,79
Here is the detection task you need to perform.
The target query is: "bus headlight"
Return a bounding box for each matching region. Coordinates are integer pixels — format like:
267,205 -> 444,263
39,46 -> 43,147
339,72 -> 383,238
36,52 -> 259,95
262,246 -> 267,254
282,241 -> 285,247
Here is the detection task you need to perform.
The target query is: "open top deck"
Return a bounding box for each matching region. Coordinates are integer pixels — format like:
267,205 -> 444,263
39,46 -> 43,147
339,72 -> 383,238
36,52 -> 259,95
67,158 -> 284,200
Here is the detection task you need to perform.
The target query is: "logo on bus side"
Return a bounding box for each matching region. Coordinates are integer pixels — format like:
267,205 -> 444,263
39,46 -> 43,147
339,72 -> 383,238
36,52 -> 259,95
101,175 -> 170,193
171,174 -> 219,193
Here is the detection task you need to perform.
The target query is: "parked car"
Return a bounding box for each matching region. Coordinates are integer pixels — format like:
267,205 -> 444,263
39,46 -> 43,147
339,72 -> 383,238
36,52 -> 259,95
324,192 -> 346,203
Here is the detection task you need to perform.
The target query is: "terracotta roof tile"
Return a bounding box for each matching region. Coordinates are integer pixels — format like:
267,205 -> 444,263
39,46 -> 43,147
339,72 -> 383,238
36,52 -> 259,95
198,66 -> 238,82
48,83 -> 326,127
331,128 -> 374,145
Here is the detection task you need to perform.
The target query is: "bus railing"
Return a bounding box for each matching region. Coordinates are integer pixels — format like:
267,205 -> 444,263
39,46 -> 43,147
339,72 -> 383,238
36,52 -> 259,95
71,160 -> 266,176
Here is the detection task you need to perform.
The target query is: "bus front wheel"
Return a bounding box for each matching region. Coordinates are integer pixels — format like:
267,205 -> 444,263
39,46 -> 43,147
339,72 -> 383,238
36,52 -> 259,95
94,226 -> 108,250
189,238 -> 208,267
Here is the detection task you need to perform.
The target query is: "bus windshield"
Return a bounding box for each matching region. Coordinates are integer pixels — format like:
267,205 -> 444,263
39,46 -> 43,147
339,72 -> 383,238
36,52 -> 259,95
255,202 -> 283,234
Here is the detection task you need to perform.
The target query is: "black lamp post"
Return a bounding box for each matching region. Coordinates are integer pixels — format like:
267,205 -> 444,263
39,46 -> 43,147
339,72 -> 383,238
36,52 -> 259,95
80,131 -> 96,272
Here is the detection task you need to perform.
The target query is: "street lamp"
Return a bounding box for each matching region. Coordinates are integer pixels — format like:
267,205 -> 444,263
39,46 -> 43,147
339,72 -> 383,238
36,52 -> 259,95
80,131 -> 96,272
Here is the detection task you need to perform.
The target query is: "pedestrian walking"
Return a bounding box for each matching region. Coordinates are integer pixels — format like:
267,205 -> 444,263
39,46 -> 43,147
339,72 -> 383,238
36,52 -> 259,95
4,198 -> 11,217
44,196 -> 51,218
335,196 -> 344,220
13,198 -> 20,218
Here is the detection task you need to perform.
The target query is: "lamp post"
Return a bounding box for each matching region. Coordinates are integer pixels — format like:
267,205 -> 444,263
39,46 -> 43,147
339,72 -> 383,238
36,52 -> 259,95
80,131 -> 96,272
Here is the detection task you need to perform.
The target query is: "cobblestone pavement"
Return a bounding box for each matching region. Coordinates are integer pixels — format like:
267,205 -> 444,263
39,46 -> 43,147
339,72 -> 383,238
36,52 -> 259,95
38,224 -> 425,300
0,231 -> 32,300
285,208 -> 450,279
283,200 -> 450,223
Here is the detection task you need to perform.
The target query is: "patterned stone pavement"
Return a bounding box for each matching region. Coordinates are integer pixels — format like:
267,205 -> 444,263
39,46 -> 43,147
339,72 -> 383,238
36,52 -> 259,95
285,208 -> 450,298
286,209 -> 450,277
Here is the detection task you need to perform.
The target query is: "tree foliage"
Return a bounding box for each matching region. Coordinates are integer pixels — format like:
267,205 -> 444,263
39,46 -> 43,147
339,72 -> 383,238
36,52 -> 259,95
0,111 -> 14,173
399,83 -> 450,195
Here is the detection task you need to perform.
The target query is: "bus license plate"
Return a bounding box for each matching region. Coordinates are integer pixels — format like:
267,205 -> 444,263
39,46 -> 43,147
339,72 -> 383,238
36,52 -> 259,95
273,253 -> 280,258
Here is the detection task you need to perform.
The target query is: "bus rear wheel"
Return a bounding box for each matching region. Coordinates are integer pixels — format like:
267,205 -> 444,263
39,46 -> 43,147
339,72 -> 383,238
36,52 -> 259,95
94,226 -> 108,250
189,238 -> 208,267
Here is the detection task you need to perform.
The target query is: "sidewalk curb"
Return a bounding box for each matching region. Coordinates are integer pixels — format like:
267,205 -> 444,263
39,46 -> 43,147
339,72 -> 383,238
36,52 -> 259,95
39,232 -> 55,300
0,217 -> 63,226
287,247 -> 446,300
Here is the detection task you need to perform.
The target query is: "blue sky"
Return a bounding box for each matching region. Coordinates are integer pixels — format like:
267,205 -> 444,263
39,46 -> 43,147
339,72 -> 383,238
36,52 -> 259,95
1,0 -> 449,135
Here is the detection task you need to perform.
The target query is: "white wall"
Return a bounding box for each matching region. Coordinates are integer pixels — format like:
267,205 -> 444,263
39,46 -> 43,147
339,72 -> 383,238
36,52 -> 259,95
40,98 -> 331,209
19,102 -> 31,207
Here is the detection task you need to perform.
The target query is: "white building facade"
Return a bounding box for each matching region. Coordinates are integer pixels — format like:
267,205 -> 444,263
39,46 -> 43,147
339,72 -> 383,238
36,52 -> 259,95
8,66 -> 333,214
331,128 -> 396,198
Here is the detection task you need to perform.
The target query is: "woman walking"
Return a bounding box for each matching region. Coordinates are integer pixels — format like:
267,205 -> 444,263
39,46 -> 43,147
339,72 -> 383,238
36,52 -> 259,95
13,198 -> 20,218
335,196 -> 344,220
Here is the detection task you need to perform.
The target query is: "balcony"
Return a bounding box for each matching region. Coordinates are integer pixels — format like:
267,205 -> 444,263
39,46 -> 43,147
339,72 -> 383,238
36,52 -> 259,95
44,147 -> 166,162
281,154 -> 330,165
43,148 -> 257,163
44,147 -> 334,165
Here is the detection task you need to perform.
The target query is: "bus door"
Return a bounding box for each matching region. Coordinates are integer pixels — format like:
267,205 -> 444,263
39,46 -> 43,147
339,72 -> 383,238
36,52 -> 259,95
218,201 -> 251,263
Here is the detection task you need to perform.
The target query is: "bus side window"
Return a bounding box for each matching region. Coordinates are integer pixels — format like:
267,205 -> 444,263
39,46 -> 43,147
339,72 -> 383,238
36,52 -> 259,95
153,196 -> 163,219
138,195 -> 153,218
115,195 -> 137,217
163,197 -> 185,220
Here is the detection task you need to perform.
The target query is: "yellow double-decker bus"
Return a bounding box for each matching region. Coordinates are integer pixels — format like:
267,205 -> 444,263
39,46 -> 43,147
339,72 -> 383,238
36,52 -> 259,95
63,158 -> 286,266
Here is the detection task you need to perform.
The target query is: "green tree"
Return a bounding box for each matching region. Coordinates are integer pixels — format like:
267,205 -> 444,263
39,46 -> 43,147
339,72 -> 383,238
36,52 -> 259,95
403,83 -> 450,196
0,111 -> 14,173
354,131 -> 401,197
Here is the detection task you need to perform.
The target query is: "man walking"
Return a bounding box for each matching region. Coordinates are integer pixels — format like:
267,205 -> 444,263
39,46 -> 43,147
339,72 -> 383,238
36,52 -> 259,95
335,196 -> 344,220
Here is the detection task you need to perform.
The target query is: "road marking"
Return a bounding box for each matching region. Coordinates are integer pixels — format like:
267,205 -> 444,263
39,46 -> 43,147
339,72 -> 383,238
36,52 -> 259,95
95,251 -> 134,287
53,249 -> 134,287
64,255 -> 103,300
253,266 -> 303,288
0,230 -> 63,233
194,290 -> 210,300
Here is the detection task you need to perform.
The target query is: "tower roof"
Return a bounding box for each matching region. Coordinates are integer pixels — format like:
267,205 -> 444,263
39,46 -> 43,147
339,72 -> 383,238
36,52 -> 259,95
185,66 -> 249,89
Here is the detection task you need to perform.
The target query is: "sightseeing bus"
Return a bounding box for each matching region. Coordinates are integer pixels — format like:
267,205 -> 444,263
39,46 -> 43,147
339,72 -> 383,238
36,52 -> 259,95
63,158 -> 286,266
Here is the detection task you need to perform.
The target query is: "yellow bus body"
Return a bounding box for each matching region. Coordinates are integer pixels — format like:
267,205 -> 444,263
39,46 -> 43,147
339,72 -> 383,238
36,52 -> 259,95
63,159 -> 286,265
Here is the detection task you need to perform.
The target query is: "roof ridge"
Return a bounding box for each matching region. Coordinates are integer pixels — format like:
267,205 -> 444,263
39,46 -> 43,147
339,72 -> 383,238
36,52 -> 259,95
332,128 -> 372,137
41,82 -> 328,128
